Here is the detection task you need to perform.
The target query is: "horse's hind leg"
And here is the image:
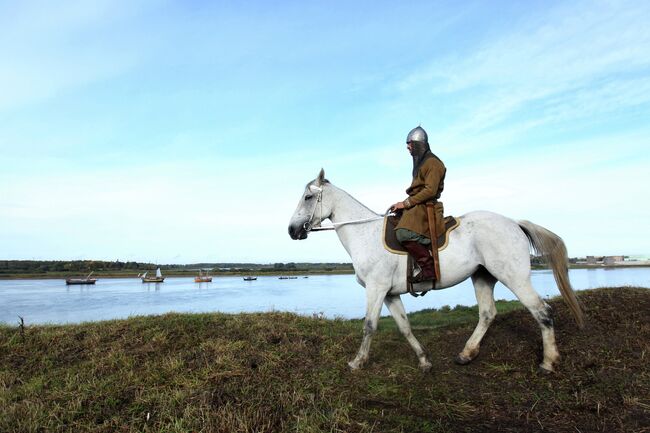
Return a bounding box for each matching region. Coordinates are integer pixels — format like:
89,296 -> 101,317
455,267 -> 497,365
384,294 -> 432,372
497,274 -> 560,372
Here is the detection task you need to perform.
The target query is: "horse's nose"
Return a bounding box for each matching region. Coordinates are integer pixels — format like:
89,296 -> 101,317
289,223 -> 308,240
288,224 -> 299,240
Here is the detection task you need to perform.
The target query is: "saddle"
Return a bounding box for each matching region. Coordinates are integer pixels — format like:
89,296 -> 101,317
383,208 -> 460,297
382,214 -> 460,255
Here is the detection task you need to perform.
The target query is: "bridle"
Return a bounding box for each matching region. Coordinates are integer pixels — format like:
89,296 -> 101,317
302,185 -> 393,233
302,185 -> 326,232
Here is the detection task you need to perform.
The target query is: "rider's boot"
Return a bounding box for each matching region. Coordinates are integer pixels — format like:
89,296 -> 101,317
402,241 -> 436,283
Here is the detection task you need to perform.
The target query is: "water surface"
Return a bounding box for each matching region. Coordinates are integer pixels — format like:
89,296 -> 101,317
1,267 -> 648,325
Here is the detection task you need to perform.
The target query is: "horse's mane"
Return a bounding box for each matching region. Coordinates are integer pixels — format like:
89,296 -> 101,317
327,182 -> 379,216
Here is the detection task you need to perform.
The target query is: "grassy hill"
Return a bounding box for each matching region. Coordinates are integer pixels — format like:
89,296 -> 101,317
1,287 -> 649,432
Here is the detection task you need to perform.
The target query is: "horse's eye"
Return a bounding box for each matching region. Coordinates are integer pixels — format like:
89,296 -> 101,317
305,194 -> 313,201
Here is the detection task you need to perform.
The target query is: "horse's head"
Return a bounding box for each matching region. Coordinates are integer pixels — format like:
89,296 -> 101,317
288,168 -> 333,240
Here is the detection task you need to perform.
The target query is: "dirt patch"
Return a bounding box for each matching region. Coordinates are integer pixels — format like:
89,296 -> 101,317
358,287 -> 650,432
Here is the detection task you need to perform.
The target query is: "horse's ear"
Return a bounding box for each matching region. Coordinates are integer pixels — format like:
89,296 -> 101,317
316,168 -> 325,186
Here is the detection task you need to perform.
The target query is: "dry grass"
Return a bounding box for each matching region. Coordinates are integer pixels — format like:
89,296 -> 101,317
1,287 -> 649,432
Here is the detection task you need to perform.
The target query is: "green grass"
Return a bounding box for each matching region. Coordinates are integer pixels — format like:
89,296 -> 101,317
1,287 -> 649,432
375,299 -> 524,332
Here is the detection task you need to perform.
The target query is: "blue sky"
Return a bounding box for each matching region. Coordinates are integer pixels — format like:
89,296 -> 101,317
1,0 -> 649,263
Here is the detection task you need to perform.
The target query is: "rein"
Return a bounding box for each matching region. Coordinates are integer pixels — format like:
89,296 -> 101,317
309,215 -> 389,231
303,186 -> 394,232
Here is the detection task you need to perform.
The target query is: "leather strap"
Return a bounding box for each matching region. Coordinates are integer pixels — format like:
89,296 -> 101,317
426,202 -> 441,285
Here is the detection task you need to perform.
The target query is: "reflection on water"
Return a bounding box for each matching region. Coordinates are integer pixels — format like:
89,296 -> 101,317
587,269 -> 601,288
1,267 -> 648,325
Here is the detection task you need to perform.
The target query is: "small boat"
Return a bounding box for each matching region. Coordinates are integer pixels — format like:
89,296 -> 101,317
140,268 -> 165,283
66,272 -> 97,285
243,276 -> 257,281
279,276 -> 297,279
195,269 -> 212,283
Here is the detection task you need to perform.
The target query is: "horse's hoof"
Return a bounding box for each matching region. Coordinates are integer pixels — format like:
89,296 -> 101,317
538,363 -> 555,374
419,360 -> 433,373
454,354 -> 472,365
348,360 -> 362,371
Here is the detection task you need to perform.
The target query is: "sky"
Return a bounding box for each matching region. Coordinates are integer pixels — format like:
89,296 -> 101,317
1,0 -> 649,264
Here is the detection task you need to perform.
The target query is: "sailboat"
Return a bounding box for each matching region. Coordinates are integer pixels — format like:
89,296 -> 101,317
194,269 -> 212,283
140,267 -> 165,283
66,271 -> 97,285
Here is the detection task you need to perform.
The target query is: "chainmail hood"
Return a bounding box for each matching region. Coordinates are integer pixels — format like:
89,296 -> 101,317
407,126 -> 433,177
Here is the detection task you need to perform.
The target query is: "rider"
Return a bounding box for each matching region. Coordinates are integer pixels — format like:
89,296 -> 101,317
390,126 -> 446,283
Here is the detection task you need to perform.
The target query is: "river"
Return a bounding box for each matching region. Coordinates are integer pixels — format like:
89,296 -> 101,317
1,267 -> 648,325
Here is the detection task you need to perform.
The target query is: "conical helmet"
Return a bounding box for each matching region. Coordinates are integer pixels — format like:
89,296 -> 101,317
406,126 -> 428,144
406,126 -> 432,176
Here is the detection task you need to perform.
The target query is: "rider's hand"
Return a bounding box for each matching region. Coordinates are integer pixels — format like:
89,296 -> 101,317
390,201 -> 405,211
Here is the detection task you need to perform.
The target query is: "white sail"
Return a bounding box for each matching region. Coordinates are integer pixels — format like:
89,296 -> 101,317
156,268 -> 162,278
141,272 -> 147,279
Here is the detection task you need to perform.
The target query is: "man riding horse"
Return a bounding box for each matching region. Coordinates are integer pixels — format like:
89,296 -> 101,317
390,126 -> 446,283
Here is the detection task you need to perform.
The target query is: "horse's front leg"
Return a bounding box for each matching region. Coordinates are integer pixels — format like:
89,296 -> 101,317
384,294 -> 432,372
348,286 -> 386,370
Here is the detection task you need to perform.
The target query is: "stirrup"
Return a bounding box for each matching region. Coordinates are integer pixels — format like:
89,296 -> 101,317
408,273 -> 435,284
407,273 -> 435,297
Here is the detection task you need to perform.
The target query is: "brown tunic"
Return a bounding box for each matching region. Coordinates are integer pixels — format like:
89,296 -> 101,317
395,156 -> 446,238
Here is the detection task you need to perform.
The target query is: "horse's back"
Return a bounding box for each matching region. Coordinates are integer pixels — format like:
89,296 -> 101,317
453,210 -> 532,277
458,210 -> 520,226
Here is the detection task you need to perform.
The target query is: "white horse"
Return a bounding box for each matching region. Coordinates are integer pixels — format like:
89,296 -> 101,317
288,169 -> 584,372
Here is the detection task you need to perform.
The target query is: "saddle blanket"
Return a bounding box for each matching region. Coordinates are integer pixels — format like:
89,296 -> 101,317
383,214 -> 460,255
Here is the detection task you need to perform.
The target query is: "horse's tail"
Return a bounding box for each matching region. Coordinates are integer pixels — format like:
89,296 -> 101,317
518,220 -> 585,329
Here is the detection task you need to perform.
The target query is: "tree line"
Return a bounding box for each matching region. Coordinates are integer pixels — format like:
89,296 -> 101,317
0,260 -> 354,276
0,260 -> 156,274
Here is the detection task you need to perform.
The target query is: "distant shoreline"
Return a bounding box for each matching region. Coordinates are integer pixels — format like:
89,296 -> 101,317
2,264 -> 649,280
0,269 -> 356,280
541,263 -> 650,270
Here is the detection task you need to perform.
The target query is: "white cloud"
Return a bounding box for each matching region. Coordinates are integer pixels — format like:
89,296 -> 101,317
0,152 -> 362,262
395,0 -> 650,154
417,1 -> 650,92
